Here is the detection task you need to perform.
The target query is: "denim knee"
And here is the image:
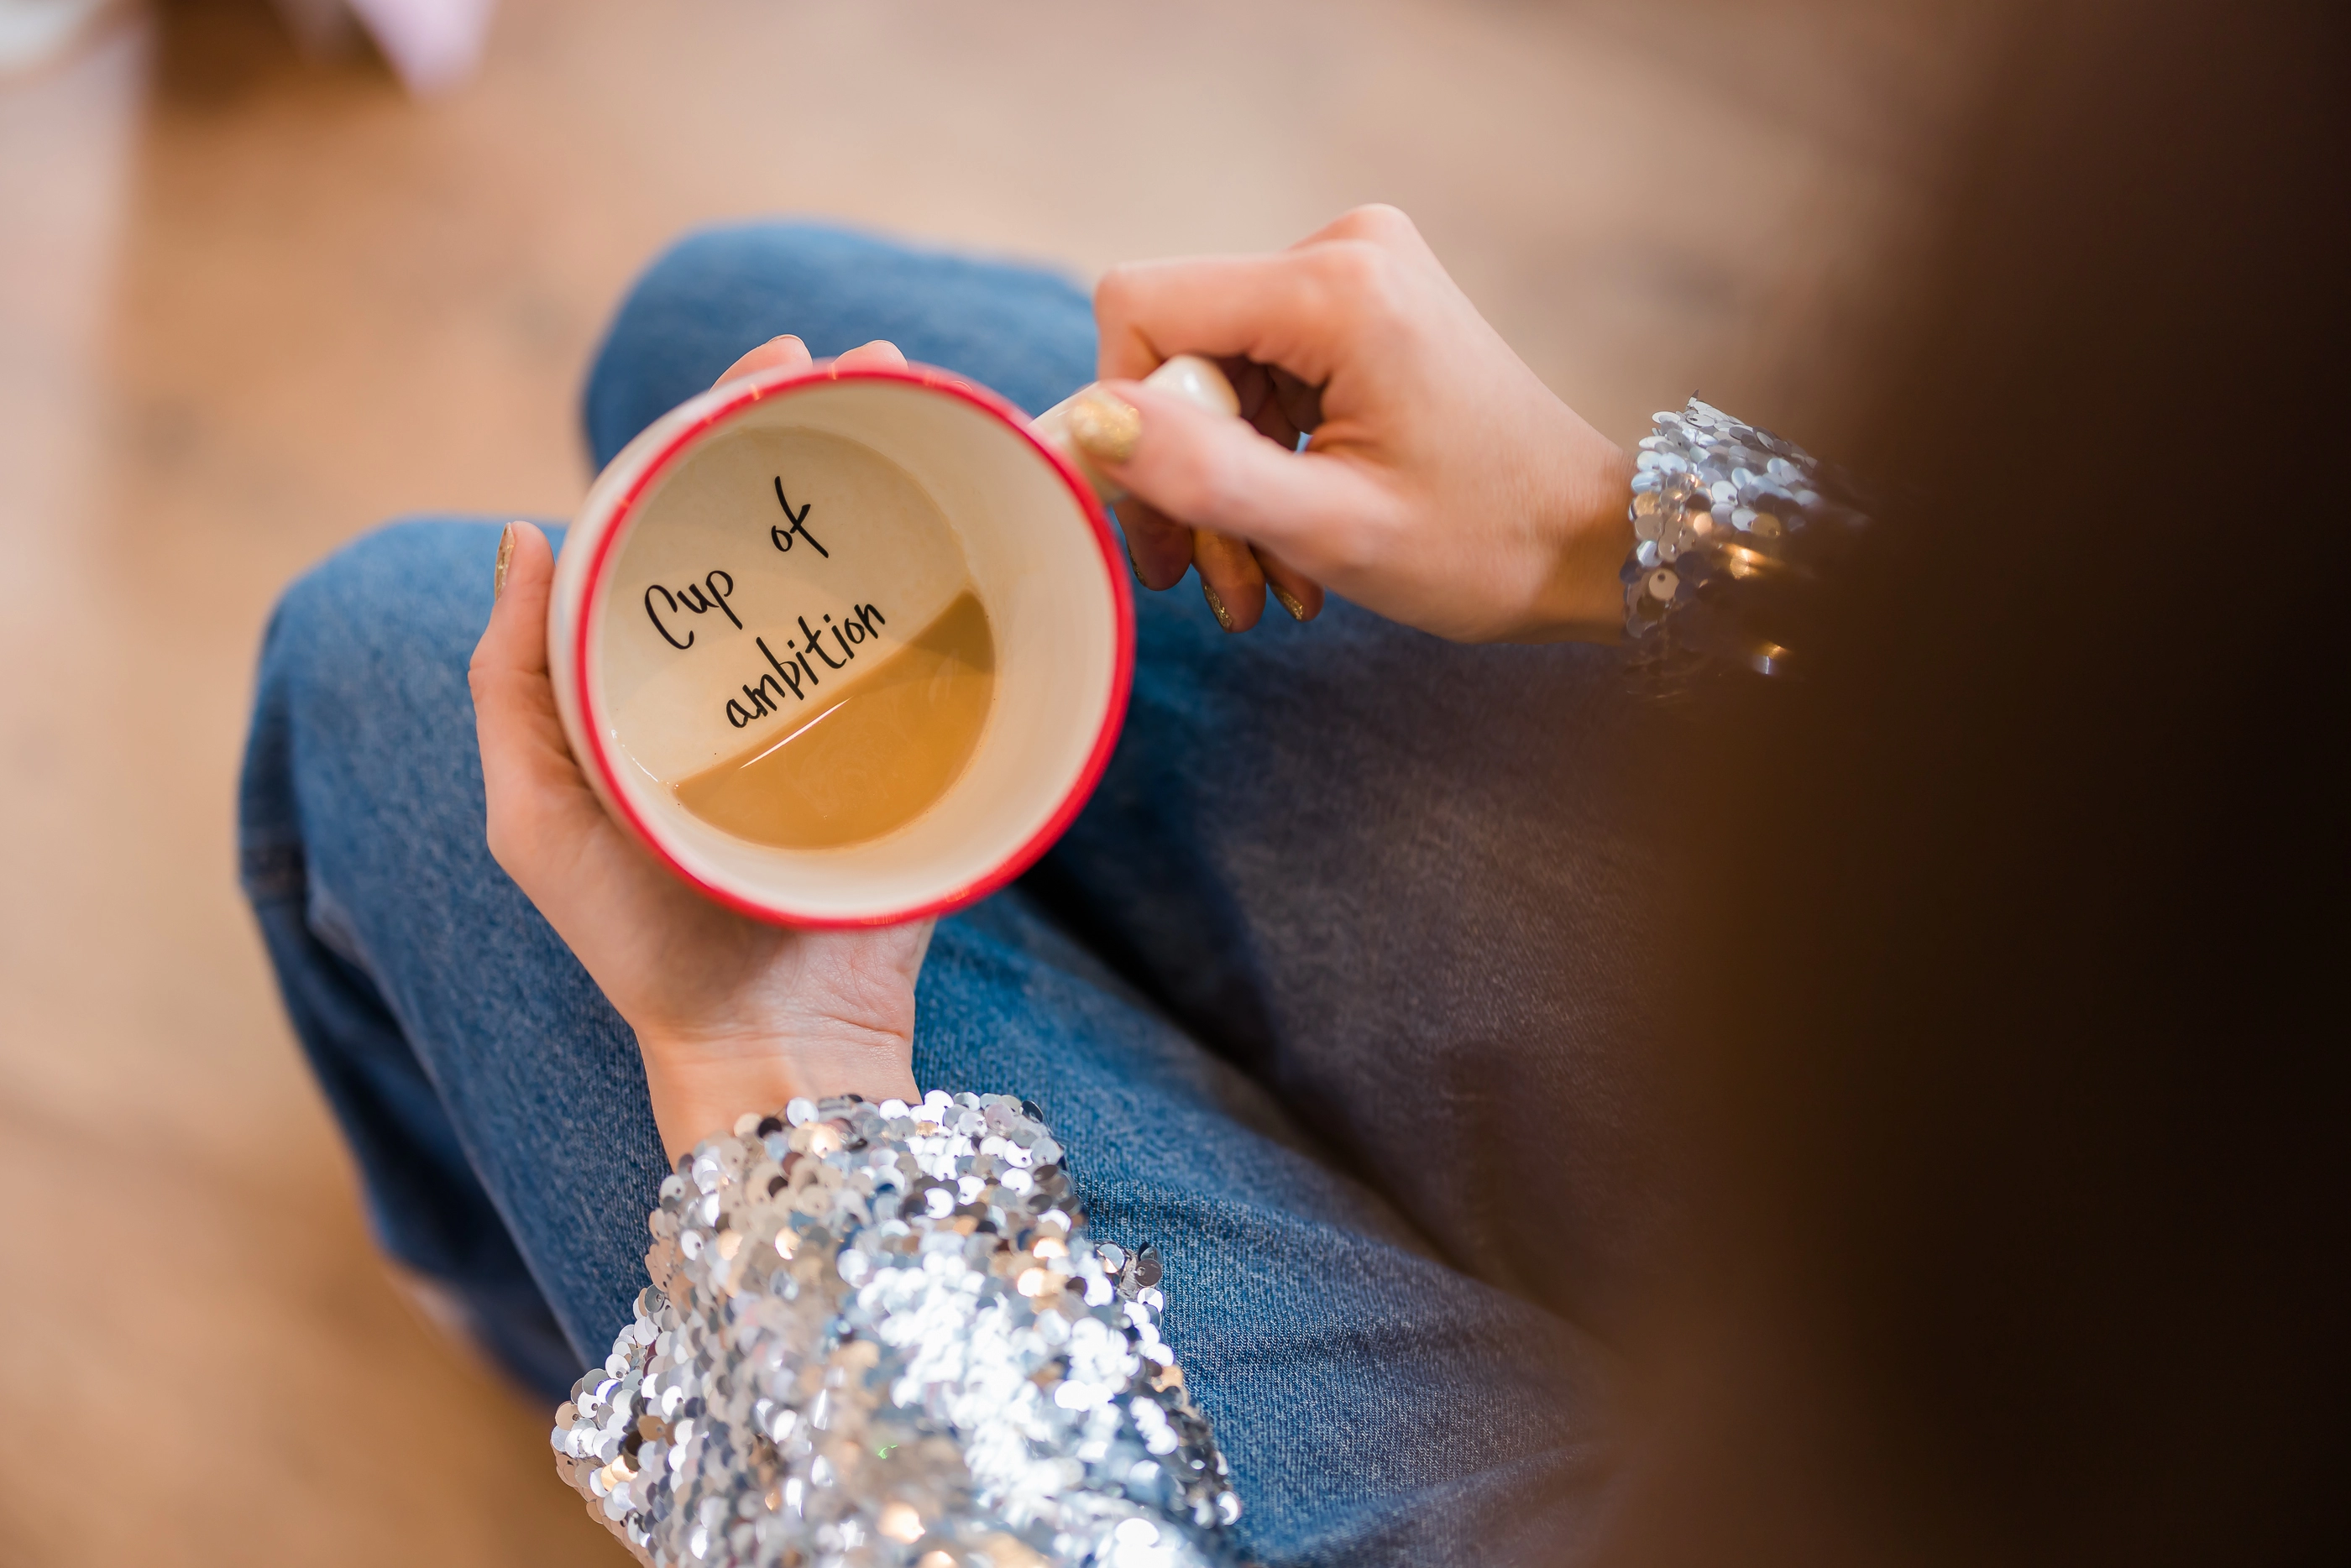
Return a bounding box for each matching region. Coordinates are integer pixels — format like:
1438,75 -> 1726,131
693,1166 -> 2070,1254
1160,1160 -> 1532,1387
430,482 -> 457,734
581,223 -> 827,468
257,517 -> 507,724
579,222 -> 1100,471
244,517 -> 527,868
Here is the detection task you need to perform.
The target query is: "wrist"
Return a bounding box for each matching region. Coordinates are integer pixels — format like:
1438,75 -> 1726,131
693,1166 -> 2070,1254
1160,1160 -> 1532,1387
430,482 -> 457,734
1524,426 -> 1636,644
637,1027 -> 918,1163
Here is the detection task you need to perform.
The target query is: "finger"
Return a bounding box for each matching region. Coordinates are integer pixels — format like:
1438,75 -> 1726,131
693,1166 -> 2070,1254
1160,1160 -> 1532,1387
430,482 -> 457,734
1269,364 -> 1324,437
1254,546 -> 1325,623
1113,498 -> 1195,592
1079,379 -> 1390,580
1226,358 -> 1274,424
1238,365 -> 1300,447
1249,399 -> 1301,452
835,339 -> 908,371
469,523 -> 591,862
1193,531 -> 1266,633
1094,244 -> 1396,386
474,520 -> 552,682
715,334 -> 814,387
1220,358 -> 1305,450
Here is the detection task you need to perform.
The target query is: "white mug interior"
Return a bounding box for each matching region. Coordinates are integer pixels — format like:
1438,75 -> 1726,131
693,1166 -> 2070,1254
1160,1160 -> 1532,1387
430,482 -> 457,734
548,367 -> 1129,926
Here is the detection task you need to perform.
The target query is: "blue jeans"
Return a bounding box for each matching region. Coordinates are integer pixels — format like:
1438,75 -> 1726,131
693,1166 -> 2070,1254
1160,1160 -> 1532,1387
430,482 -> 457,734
239,224 -> 1657,1567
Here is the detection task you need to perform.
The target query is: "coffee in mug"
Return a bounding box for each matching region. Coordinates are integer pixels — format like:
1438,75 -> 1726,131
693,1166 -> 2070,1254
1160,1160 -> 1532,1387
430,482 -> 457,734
605,425 -> 997,851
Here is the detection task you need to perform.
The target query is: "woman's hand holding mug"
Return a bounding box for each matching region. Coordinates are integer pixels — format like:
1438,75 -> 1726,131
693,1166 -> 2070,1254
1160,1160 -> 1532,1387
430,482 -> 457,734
1075,204 -> 1636,643
472,338 -> 929,1164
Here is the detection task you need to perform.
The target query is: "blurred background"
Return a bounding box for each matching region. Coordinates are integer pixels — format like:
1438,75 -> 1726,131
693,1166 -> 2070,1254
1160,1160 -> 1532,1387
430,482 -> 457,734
0,1 -> 1995,1561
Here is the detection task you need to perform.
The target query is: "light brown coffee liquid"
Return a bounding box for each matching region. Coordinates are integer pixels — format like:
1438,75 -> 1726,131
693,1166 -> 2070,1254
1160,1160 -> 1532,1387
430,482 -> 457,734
672,593 -> 995,849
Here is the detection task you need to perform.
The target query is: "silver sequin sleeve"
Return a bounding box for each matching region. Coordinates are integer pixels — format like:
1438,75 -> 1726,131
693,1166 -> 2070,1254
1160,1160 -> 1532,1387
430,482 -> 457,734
1622,397 -> 1872,678
552,1091 -> 1241,1568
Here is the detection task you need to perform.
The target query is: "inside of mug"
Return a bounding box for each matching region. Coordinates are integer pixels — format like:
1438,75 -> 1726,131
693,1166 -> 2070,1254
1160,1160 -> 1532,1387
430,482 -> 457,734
583,375 -> 1123,923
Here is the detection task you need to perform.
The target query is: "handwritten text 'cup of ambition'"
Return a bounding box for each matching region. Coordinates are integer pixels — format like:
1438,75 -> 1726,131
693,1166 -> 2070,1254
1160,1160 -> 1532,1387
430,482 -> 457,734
547,355 -> 1240,927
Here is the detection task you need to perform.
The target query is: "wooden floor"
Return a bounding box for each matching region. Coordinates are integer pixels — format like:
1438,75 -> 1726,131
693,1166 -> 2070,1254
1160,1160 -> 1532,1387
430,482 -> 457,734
0,1 -> 1990,1561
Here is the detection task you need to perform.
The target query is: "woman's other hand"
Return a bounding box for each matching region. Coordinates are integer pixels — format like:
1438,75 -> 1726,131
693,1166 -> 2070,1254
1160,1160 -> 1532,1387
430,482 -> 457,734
1084,205 -> 1635,643
469,337 -> 927,1164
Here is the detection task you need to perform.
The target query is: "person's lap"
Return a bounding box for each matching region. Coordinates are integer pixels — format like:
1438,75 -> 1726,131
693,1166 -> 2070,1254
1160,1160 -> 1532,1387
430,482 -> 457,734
241,222 -> 1646,1565
588,224 -> 1666,1335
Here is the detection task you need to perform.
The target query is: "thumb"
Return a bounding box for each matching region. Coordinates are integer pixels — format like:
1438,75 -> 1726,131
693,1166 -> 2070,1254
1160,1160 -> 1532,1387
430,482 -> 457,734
1084,380 -> 1387,577
469,522 -> 592,857
474,519 -> 554,691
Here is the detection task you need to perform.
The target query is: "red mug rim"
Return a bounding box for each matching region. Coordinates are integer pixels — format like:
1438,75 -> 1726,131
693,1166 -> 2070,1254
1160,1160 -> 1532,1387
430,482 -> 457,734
569,359 -> 1134,929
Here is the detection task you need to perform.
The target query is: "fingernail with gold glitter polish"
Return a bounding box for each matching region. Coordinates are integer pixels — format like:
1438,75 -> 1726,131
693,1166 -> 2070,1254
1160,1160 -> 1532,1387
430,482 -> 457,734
1067,386 -> 1142,466
1271,585 -> 1308,622
1201,579 -> 1236,632
494,522 -> 517,600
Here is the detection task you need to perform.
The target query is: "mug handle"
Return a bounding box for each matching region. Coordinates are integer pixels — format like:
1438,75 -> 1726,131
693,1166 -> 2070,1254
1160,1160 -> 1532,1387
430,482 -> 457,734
1029,354 -> 1239,504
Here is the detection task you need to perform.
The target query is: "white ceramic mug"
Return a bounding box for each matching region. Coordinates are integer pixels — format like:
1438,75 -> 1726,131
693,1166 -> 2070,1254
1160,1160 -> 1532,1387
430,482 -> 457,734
547,354 -> 1238,928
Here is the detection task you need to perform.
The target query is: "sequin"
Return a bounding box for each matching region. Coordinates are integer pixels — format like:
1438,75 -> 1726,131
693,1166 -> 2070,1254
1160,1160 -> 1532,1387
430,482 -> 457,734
1617,395 -> 1869,678
555,1092 -> 1238,1567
